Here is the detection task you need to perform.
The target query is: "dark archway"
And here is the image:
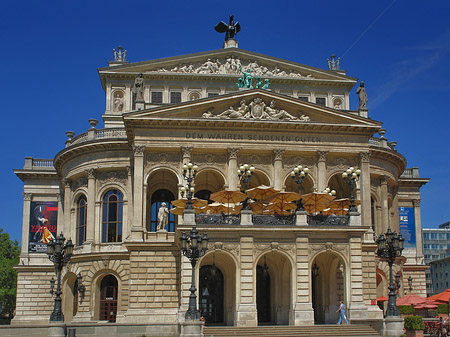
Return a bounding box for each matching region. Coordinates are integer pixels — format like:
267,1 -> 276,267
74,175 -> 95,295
100,275 -> 118,322
199,265 -> 224,325
257,264 -> 271,324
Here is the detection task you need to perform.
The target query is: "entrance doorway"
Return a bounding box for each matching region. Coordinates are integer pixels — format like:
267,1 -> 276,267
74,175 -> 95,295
256,264 -> 271,323
199,265 -> 224,324
100,275 -> 118,322
311,253 -> 345,324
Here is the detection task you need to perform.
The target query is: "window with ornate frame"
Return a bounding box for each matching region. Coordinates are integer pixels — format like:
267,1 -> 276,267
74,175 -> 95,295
76,195 -> 87,246
102,190 -> 123,243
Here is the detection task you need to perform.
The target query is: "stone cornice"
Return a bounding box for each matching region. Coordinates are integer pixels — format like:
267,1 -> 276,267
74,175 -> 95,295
369,147 -> 407,176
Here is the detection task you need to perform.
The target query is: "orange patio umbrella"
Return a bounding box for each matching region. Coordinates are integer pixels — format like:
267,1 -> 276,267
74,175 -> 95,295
264,191 -> 301,204
301,192 -> 335,213
266,201 -> 297,213
170,206 -> 202,215
396,294 -> 428,306
428,289 -> 450,303
210,190 -> 247,205
172,197 -> 208,208
246,185 -> 279,200
377,296 -> 388,302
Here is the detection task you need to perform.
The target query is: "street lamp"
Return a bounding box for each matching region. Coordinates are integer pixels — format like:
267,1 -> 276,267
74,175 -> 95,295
408,276 -> 413,293
179,226 -> 208,320
395,272 -> 401,297
342,167 -> 361,213
47,233 -> 74,322
238,163 -> 255,209
290,165 -> 309,211
182,162 -> 198,209
376,228 -> 404,317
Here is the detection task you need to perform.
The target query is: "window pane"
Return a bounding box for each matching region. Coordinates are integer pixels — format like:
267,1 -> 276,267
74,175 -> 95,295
316,97 -> 326,106
170,92 -> 181,103
151,92 -> 162,103
208,93 -> 219,97
298,96 -> 309,102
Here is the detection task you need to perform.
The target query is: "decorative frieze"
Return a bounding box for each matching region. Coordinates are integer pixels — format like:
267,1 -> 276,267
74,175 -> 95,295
146,152 -> 180,164
327,157 -> 357,171
72,177 -> 88,191
97,170 -> 128,187
253,242 -> 295,257
308,242 -> 348,257
209,241 -> 240,257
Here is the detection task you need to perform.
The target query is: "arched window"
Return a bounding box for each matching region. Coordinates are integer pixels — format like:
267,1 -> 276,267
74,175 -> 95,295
76,195 -> 87,246
194,189 -> 212,203
102,190 -> 123,243
150,189 -> 175,232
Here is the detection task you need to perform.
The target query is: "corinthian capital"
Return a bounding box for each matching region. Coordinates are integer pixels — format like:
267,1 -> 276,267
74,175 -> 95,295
359,152 -> 371,163
317,151 -> 328,161
413,199 -> 421,207
273,149 -> 284,161
227,148 -> 240,160
181,146 -> 193,159
23,193 -> 32,201
85,168 -> 96,179
133,145 -> 146,156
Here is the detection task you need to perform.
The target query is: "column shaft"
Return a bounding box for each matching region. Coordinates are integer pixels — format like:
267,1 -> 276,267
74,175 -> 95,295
360,152 -> 371,227
228,148 -> 239,191
317,151 -> 328,191
380,176 -> 389,233
273,150 -> 284,190
131,145 -> 145,240
86,169 -> 96,244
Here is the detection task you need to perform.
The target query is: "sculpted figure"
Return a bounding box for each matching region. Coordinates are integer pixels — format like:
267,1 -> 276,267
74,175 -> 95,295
217,106 -> 244,119
197,58 -> 215,73
265,100 -> 298,120
215,15 -> 241,41
298,114 -> 311,122
113,94 -> 124,112
202,107 -> 215,118
132,73 -> 145,102
262,79 -> 271,89
157,202 -> 169,231
356,81 -> 368,109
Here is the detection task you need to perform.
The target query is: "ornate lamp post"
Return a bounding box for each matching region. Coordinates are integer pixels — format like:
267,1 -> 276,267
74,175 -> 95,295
342,167 -> 361,212
179,226 -> 208,320
408,276 -> 413,293
47,233 -> 74,322
290,165 -> 309,211
376,228 -> 404,317
182,162 -> 198,209
395,272 -> 401,297
238,163 -> 255,209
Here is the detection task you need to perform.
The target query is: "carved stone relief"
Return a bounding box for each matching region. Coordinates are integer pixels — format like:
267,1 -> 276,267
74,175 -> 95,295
72,177 -> 88,191
308,241 -> 349,258
208,241 -> 240,257
155,57 -> 315,79
194,153 -> 227,165
97,170 -> 128,187
203,98 -> 311,122
239,154 -> 272,166
283,156 -> 315,168
327,157 -> 357,171
146,152 -> 180,165
253,242 -> 295,257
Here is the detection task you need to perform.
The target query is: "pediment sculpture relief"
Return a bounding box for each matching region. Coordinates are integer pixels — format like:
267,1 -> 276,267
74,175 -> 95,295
202,98 -> 311,122
157,57 -> 314,79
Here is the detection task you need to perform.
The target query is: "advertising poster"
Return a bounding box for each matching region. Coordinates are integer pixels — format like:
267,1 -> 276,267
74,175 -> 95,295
29,202 -> 58,253
399,207 -> 416,249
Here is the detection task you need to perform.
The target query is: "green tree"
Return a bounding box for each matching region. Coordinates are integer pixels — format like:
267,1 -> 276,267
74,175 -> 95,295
0,228 -> 20,319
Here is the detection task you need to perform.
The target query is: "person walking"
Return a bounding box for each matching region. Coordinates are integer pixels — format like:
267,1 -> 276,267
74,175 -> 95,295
336,301 -> 349,324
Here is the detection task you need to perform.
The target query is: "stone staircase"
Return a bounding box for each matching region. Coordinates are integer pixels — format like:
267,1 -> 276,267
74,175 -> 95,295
203,324 -> 381,337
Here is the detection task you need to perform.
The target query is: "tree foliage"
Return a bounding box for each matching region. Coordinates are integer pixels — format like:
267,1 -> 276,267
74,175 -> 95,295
0,228 -> 20,318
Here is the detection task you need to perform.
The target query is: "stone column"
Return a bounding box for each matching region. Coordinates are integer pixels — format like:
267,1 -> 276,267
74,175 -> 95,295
317,151 -> 328,191
413,199 -> 424,264
131,145 -> 145,241
20,193 -> 32,258
227,148 -> 240,191
56,192 -> 64,236
181,147 -> 192,165
359,152 -> 371,227
62,179 -> 73,241
392,187 -> 400,233
380,176 -> 389,233
273,149 -> 284,190
292,236 -> 314,325
85,169 -> 96,246
125,85 -> 131,111
348,236 -> 368,320
236,236 -> 257,326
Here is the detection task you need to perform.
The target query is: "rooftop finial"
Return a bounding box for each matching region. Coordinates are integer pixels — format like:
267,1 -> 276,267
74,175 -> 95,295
327,54 -> 340,70
113,46 -> 127,62
215,15 -> 240,48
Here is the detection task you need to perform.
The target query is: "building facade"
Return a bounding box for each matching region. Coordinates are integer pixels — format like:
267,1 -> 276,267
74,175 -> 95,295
12,39 -> 429,334
423,223 -> 450,296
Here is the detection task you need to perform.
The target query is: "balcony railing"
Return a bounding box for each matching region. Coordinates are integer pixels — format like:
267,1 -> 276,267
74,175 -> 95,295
23,157 -> 55,170
67,128 -> 127,147
307,214 -> 349,226
196,214 -> 240,225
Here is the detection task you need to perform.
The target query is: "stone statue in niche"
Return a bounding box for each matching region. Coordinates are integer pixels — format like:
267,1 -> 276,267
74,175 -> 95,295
113,93 -> 124,112
133,73 -> 145,103
356,81 -> 368,110
157,202 -> 169,231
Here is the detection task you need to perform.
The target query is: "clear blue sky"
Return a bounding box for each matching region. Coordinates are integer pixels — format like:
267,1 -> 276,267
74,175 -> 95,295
1,1 -> 450,242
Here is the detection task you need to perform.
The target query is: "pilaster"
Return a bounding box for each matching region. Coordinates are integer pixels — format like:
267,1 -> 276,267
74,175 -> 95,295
63,179 -> 73,241
348,236 -> 368,320
316,151 -> 328,191
380,176 -> 389,234
273,149 -> 284,190
228,148 -> 240,191
85,169 -> 96,246
20,193 -> 32,258
131,145 -> 145,241
413,199 -> 424,264
359,152 -> 371,227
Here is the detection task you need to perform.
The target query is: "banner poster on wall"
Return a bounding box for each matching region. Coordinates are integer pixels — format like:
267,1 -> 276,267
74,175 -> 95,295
28,202 -> 58,253
399,207 -> 416,249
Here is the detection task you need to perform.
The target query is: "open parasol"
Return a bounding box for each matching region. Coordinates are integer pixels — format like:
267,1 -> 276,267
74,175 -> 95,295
301,192 -> 336,213
326,198 -> 360,209
396,294 -> 429,306
248,200 -> 265,214
210,190 -> 247,205
246,185 -> 279,200
322,207 -> 349,216
377,296 -> 388,302
266,201 -> 297,213
264,191 -> 301,204
170,206 -> 202,215
263,209 -> 294,216
171,197 -> 208,208
427,289 -> 450,303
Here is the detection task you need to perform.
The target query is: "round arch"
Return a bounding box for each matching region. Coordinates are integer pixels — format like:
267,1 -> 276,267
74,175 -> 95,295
244,169 -> 271,190
62,272 -> 78,323
327,172 -> 351,199
310,250 -> 347,324
91,270 -> 123,322
199,250 -> 237,326
284,174 -> 315,194
194,168 -> 227,194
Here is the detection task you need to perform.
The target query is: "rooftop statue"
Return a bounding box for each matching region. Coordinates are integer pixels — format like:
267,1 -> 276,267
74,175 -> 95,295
133,73 -> 145,103
113,46 -> 127,62
327,54 -> 340,70
356,81 -> 368,110
215,15 -> 241,41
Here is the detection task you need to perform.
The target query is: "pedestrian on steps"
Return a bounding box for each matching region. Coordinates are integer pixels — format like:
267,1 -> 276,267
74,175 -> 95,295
336,301 -> 349,324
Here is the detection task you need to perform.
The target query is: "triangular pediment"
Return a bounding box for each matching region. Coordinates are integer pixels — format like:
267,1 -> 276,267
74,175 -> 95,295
99,48 -> 357,87
123,89 -> 381,135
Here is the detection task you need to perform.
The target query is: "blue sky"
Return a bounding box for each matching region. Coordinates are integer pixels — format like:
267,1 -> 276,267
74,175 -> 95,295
1,1 -> 450,242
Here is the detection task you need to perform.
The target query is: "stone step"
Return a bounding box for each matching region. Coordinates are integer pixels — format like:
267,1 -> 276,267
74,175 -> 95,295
203,324 -> 381,337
